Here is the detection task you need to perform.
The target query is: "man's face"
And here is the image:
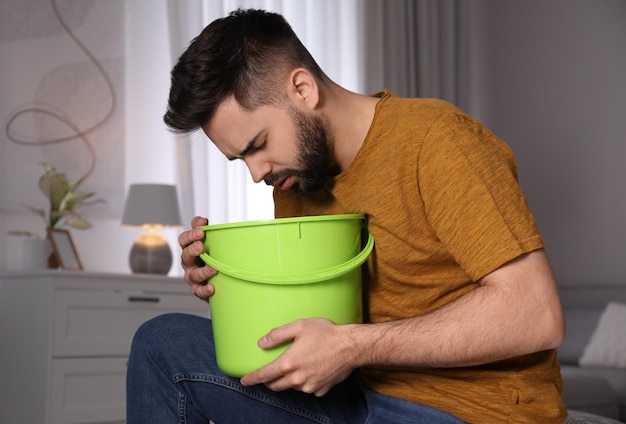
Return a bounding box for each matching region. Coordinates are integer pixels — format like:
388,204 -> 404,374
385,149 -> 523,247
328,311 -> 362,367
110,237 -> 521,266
204,97 -> 331,196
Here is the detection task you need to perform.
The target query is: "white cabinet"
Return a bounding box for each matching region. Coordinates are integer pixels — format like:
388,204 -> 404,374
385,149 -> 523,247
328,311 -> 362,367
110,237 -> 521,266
0,271 -> 210,424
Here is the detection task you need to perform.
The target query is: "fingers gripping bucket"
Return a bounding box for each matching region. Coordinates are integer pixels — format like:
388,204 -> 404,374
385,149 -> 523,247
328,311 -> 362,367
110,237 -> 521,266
199,214 -> 374,377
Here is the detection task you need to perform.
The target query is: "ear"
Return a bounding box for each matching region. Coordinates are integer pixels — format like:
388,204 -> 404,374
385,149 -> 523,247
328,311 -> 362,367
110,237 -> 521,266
287,68 -> 320,111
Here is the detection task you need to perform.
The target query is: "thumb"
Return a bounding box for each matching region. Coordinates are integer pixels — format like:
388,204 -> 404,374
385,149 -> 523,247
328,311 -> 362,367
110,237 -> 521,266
258,322 -> 297,349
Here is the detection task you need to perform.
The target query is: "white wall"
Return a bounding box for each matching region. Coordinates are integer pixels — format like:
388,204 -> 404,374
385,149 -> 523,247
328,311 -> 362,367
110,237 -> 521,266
467,0 -> 626,286
0,0 -> 183,275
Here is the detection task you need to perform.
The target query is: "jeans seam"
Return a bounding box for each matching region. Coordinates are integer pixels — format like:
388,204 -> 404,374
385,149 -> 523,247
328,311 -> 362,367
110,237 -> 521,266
174,373 -> 332,424
143,344 -> 193,424
178,391 -> 186,424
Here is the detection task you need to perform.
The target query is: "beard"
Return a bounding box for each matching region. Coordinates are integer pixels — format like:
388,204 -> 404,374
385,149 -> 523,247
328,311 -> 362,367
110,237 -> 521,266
264,107 -> 331,196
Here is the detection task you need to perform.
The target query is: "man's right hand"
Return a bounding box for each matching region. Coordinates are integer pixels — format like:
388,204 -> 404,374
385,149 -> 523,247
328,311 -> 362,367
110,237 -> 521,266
178,216 -> 217,301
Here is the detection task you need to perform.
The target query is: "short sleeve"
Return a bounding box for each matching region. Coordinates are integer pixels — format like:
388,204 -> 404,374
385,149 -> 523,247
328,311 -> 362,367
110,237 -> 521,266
418,113 -> 544,280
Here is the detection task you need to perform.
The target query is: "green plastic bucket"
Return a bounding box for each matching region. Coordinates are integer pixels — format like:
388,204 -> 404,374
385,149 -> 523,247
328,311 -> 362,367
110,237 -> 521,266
199,214 -> 373,377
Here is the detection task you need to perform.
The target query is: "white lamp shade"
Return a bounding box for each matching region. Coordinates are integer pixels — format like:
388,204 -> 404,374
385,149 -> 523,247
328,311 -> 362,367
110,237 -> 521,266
122,184 -> 182,227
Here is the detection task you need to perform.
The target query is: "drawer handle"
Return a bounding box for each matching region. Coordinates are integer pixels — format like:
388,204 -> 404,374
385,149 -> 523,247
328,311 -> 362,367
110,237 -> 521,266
128,295 -> 161,303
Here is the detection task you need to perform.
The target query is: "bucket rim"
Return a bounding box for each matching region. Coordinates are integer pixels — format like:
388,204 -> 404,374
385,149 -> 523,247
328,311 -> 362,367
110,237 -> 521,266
199,232 -> 374,285
199,213 -> 365,232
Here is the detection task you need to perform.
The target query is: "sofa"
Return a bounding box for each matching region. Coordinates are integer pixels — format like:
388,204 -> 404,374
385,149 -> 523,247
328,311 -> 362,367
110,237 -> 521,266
558,285 -> 626,422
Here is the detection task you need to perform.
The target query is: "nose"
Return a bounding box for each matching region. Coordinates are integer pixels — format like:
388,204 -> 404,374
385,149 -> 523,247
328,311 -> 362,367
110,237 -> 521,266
243,156 -> 271,184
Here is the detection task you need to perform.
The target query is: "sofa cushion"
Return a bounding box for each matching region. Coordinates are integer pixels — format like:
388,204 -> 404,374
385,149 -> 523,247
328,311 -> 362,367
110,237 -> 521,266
579,302 -> 626,369
561,375 -> 620,420
559,308 -> 603,364
565,409 -> 624,423
561,366 -> 626,420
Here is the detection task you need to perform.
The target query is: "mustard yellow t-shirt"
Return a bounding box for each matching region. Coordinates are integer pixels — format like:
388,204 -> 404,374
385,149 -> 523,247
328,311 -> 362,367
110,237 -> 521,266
274,91 -> 566,423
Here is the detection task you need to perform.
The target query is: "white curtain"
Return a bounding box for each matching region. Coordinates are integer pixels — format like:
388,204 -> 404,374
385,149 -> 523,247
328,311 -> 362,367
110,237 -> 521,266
119,0 -> 465,277
161,0 -> 467,229
360,0 -> 468,109
166,0 -> 364,227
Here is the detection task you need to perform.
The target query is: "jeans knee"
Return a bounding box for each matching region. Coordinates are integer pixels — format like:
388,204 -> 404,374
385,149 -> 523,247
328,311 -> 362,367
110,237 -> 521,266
131,313 -> 212,357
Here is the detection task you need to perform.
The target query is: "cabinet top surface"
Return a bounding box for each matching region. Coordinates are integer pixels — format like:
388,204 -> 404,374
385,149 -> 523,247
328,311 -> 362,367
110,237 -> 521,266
0,270 -> 185,291
1,269 -> 180,280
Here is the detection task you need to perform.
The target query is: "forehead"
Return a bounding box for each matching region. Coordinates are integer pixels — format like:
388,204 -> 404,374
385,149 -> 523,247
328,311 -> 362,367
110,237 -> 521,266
203,97 -> 286,156
203,97 -> 254,147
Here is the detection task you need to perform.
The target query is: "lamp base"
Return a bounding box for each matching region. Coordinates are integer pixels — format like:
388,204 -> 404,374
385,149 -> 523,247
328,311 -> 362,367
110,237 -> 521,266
129,231 -> 172,274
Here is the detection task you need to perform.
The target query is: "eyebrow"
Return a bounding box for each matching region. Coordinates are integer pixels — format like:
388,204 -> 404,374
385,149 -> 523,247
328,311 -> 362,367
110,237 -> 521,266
226,132 -> 260,161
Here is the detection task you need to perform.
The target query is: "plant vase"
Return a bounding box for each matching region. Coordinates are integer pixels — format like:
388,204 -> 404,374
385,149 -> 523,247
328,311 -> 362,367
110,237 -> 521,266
20,237 -> 53,270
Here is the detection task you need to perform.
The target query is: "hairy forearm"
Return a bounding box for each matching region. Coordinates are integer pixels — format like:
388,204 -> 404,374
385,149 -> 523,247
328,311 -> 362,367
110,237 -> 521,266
346,250 -> 565,369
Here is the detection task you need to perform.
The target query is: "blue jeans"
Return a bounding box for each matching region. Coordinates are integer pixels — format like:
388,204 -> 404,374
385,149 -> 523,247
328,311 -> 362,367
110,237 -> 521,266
126,313 -> 465,423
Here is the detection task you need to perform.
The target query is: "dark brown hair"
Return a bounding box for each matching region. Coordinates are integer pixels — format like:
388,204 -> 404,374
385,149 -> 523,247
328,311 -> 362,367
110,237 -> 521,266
163,8 -> 325,133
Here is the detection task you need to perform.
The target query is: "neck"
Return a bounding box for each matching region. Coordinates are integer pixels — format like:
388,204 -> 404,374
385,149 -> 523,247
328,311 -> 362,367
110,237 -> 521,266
322,84 -> 380,173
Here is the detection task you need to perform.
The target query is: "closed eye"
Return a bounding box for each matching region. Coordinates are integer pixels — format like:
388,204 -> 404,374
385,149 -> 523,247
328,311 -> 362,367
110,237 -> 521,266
235,141 -> 264,161
227,134 -> 265,161
254,139 -> 267,152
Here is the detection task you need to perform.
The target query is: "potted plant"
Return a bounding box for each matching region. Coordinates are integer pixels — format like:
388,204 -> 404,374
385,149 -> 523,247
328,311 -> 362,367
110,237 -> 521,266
9,163 -> 104,267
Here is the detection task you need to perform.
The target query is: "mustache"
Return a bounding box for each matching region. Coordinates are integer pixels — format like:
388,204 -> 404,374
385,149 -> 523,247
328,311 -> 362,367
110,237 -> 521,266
264,169 -> 298,186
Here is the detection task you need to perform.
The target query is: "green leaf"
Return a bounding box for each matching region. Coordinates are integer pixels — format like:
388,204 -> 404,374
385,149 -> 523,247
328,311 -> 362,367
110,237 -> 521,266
73,198 -> 106,209
49,210 -> 63,228
62,191 -> 94,211
39,169 -> 70,208
8,230 -> 39,238
23,205 -> 46,219
25,163 -> 104,231
65,215 -> 92,229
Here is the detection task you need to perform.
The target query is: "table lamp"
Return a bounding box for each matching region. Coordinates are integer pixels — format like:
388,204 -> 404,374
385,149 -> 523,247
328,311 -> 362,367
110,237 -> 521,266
121,183 -> 182,274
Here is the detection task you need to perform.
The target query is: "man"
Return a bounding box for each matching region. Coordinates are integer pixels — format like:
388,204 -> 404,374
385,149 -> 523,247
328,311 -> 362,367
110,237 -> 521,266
127,8 -> 566,423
